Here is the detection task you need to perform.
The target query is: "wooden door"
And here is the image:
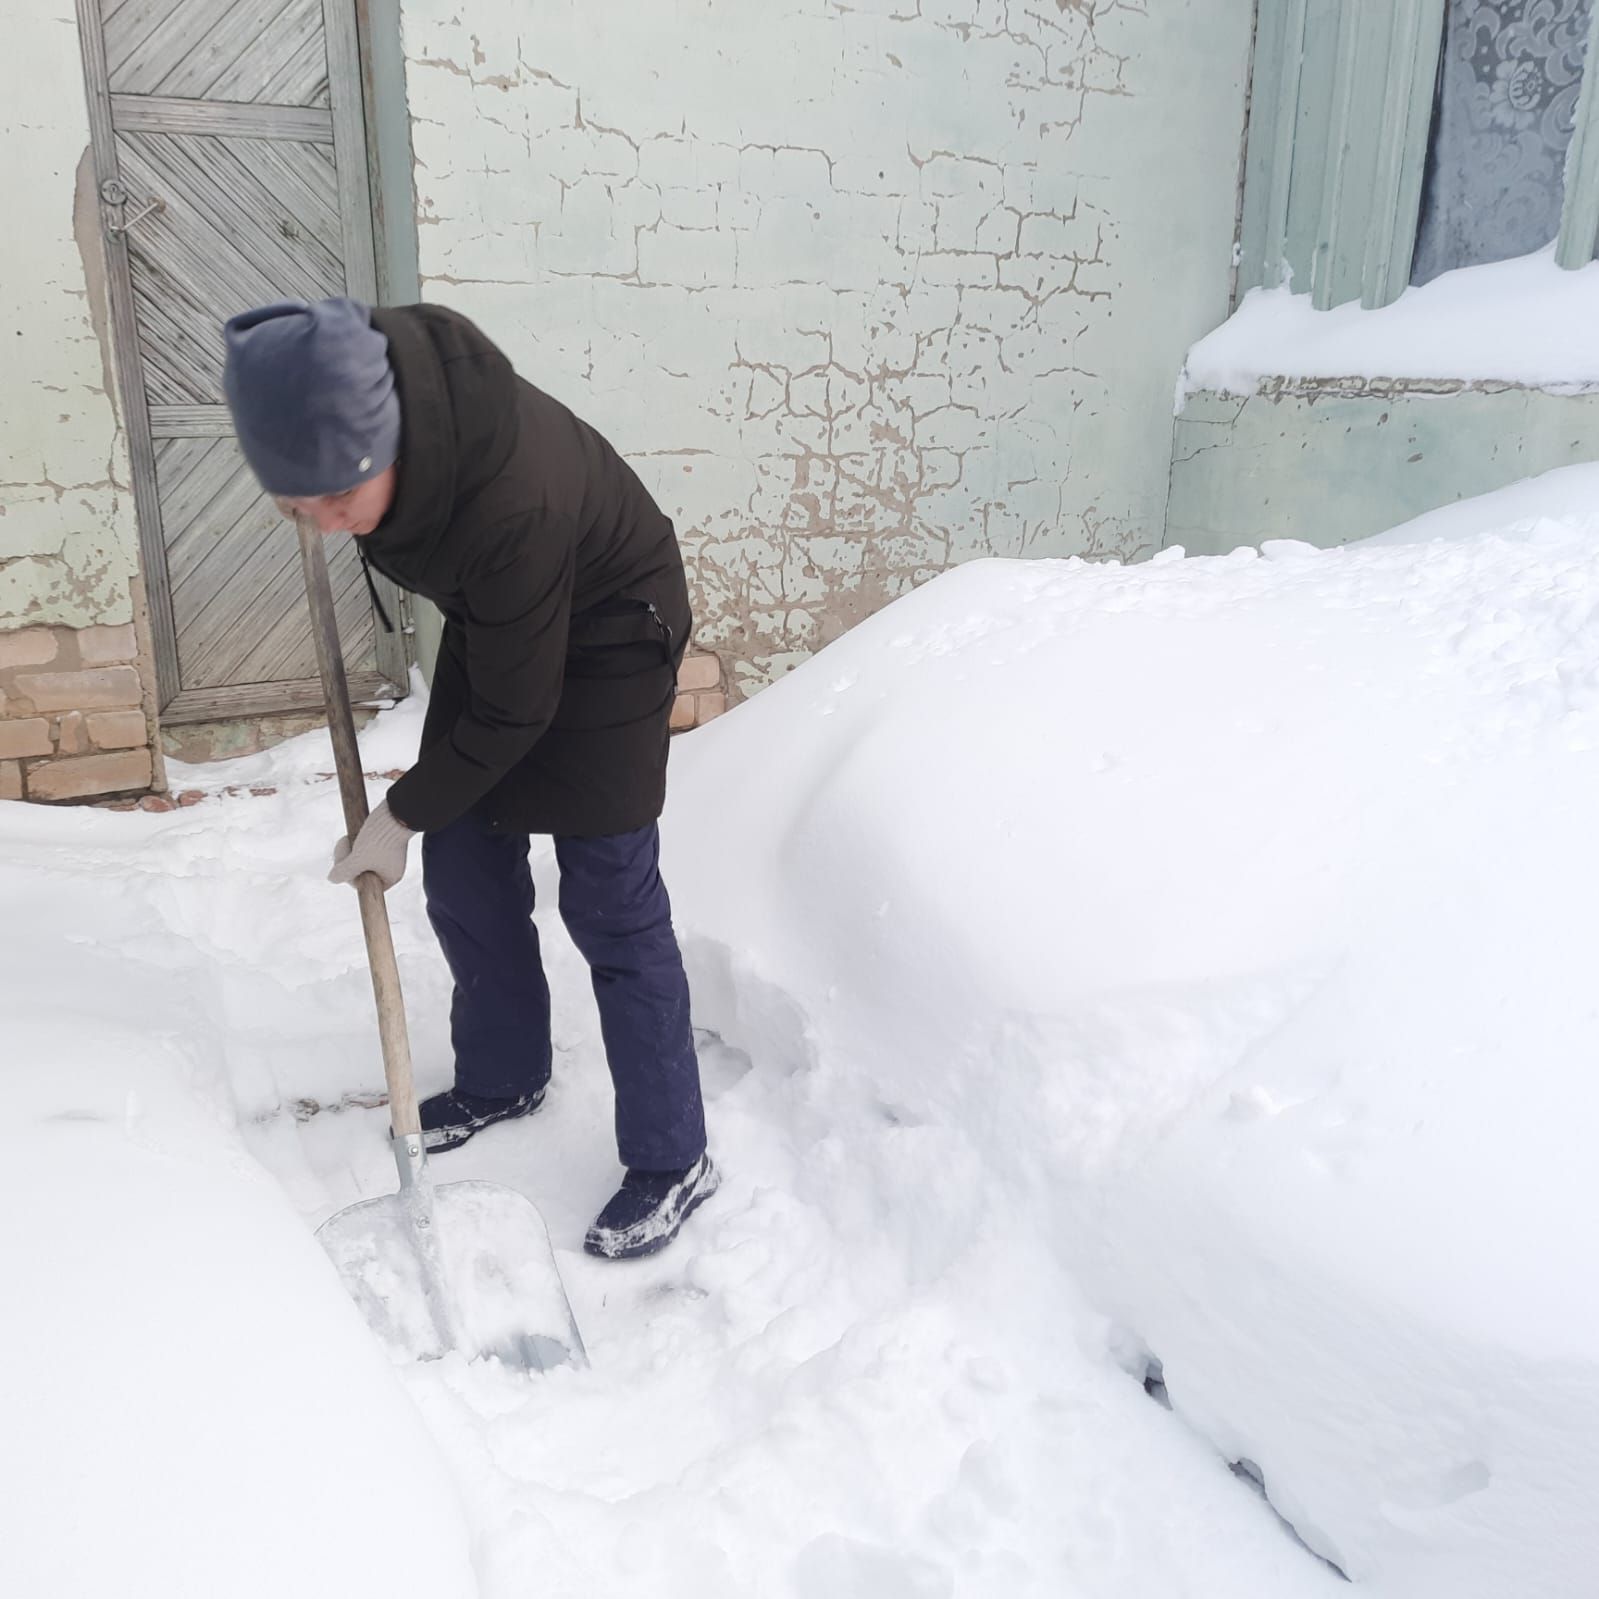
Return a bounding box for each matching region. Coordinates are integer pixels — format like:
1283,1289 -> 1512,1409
76,0 -> 408,722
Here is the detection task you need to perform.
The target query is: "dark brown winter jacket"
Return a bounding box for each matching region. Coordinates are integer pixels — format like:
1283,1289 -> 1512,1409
364,305 -> 691,837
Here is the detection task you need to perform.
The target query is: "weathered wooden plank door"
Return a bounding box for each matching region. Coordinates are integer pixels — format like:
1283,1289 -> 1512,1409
76,0 -> 408,723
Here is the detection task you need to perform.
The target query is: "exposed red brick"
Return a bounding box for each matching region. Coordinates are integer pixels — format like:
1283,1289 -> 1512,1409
78,623 -> 138,665
57,712 -> 89,756
12,667 -> 142,714
0,719 -> 51,760
86,710 -> 148,750
676,652 -> 722,693
27,749 -> 153,802
0,629 -> 59,669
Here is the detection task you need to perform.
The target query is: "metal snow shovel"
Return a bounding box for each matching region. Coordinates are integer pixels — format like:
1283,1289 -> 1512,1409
295,517 -> 585,1374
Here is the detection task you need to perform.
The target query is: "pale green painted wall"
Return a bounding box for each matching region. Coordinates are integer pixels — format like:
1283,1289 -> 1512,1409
398,0 -> 1257,692
0,1 -> 141,631
1165,385 -> 1599,555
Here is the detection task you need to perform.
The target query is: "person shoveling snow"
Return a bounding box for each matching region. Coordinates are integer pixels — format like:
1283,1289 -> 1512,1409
221,296 -> 718,1261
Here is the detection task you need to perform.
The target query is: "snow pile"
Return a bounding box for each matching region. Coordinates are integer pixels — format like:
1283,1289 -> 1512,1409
663,495 -> 1599,1596
1180,246 -> 1599,400
3,719 -> 1336,1597
1361,459 -> 1599,548
0,798 -> 476,1597
5,472 -> 1598,1596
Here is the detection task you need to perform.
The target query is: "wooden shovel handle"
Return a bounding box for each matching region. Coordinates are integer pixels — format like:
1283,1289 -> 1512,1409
295,518 -> 421,1139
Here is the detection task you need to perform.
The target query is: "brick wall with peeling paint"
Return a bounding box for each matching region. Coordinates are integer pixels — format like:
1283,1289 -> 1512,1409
398,0 -> 1254,693
1,1 -> 141,635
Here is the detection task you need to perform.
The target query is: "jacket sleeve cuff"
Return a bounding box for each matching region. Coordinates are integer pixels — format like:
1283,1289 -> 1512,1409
384,779 -> 425,833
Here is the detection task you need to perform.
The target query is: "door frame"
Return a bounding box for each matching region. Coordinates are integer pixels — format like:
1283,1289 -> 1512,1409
74,0 -> 412,723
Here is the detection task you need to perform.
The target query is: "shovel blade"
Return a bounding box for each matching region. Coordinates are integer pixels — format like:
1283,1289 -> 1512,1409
318,1179 -> 585,1373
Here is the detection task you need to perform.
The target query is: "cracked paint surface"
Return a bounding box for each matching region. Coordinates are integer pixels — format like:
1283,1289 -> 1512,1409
1,2 -> 139,632
400,0 -> 1252,688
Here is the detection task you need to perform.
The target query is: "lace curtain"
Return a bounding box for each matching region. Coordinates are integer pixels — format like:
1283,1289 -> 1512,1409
1411,0 -> 1594,285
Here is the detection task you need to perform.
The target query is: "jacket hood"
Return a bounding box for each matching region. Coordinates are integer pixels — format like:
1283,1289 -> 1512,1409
366,305 -> 520,577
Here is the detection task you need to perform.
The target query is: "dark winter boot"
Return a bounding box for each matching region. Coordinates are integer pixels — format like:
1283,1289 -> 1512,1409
583,1154 -> 720,1260
420,1085 -> 545,1153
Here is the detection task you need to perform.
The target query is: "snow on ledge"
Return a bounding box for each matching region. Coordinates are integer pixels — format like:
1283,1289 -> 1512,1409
1179,246 -> 1599,406
1357,460 -> 1599,547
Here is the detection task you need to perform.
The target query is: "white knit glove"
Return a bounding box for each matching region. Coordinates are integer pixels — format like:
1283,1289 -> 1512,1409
328,799 -> 414,890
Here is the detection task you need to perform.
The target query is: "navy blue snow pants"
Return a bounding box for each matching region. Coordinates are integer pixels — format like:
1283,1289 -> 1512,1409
421,814 -> 707,1173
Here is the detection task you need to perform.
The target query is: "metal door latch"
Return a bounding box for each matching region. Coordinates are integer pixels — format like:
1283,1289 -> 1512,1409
99,177 -> 166,236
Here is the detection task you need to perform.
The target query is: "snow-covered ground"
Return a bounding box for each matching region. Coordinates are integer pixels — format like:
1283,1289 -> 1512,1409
1180,246 -> 1599,400
6,469 -> 1599,1596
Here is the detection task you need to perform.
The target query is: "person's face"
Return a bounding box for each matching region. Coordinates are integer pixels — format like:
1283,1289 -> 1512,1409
276,463 -> 398,536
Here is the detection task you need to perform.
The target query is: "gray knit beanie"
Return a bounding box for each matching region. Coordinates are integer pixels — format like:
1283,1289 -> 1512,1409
222,298 -> 401,497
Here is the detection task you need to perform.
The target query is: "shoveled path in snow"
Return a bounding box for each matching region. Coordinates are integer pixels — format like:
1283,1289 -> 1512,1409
0,711 -> 1337,1598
